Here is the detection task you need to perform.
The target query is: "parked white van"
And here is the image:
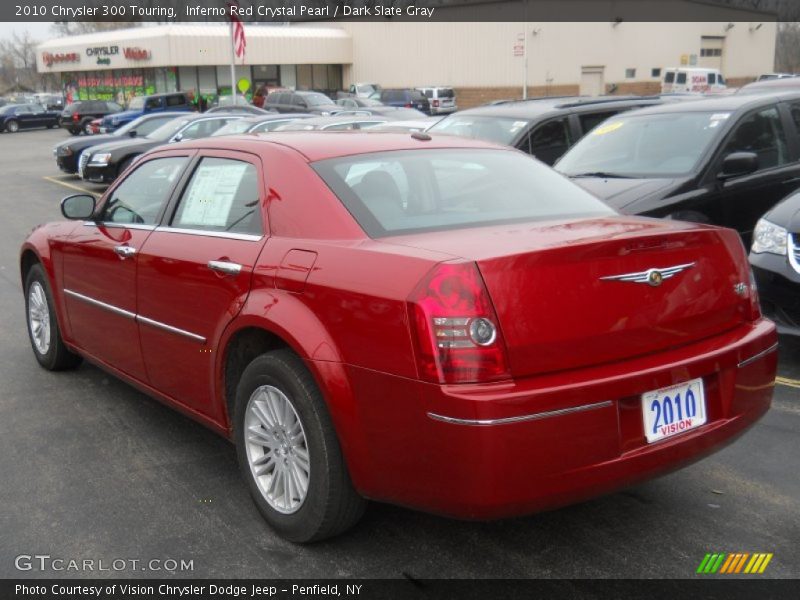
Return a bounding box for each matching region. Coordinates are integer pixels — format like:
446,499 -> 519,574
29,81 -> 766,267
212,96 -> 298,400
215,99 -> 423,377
662,68 -> 727,93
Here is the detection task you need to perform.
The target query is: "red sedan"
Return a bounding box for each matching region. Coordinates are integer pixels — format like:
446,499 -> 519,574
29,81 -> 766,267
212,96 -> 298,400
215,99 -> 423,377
20,133 -> 777,542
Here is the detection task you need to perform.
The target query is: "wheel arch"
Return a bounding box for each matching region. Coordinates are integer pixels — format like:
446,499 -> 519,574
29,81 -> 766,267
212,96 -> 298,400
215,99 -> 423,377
216,297 -> 372,493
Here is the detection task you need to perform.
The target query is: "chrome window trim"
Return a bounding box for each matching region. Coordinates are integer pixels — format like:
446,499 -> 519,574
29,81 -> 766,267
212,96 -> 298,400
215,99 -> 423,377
82,221 -> 156,231
154,226 -> 262,242
789,233 -> 800,275
136,315 -> 206,344
64,289 -> 206,344
64,289 -> 136,320
427,400 -> 613,426
737,342 -> 779,369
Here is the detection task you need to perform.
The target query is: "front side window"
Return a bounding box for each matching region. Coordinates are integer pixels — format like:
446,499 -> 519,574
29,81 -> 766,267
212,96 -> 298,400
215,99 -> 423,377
525,118 -> 572,164
171,158 -> 262,235
145,97 -> 163,110
722,106 -> 789,170
100,157 -> 188,225
313,149 -> 612,237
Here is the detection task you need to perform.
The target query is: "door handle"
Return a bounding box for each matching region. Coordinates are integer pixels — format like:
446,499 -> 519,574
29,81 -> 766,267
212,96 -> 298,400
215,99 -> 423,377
114,245 -> 137,259
207,260 -> 242,275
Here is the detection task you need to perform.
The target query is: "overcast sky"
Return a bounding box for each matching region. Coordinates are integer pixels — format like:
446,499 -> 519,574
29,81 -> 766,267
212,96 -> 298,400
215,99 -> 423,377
0,21 -> 56,42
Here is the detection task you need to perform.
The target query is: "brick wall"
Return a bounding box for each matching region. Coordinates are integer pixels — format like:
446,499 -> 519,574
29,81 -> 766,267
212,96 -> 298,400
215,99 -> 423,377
454,85 -> 579,109
609,81 -> 662,96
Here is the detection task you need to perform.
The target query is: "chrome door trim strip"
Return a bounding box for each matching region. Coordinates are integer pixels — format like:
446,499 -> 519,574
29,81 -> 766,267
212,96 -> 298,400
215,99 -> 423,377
82,221 -> 156,231
63,288 -> 136,320
427,400 -> 613,427
136,315 -> 207,344
63,289 -> 206,344
737,342 -> 779,369
154,226 -> 262,242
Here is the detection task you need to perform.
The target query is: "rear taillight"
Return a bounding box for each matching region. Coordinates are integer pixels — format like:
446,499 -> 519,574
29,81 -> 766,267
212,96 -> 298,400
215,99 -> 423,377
432,99 -> 440,107
408,262 -> 510,384
404,103 -> 412,108
72,113 -> 80,122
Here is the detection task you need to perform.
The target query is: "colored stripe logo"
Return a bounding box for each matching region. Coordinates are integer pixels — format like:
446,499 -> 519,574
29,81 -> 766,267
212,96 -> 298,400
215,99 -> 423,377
697,553 -> 773,574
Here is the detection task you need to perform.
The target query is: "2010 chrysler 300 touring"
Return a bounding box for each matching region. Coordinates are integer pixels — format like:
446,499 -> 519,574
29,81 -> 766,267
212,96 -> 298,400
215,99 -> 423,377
20,133 -> 778,542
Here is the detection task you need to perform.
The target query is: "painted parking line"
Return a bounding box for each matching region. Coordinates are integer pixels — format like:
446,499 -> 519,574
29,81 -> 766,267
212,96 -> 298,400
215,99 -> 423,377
775,376 -> 800,390
42,176 -> 100,197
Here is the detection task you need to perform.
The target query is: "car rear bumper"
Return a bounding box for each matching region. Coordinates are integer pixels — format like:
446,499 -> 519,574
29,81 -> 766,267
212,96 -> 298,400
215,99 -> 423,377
430,105 -> 457,115
751,259 -> 800,336
341,318 -> 777,519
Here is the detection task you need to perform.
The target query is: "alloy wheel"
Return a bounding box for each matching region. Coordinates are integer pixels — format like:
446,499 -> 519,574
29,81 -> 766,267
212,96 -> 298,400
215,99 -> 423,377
244,385 -> 310,514
28,281 -> 51,355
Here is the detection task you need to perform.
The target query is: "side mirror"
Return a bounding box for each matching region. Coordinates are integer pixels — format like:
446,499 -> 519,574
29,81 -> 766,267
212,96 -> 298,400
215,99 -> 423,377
60,194 -> 96,220
128,130 -> 137,138
718,152 -> 758,180
171,133 -> 183,143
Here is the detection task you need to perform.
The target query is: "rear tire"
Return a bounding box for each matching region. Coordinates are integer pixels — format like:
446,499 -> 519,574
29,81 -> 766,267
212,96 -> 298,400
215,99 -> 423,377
233,349 -> 365,543
24,264 -> 82,371
6,120 -> 19,133
81,119 -> 93,135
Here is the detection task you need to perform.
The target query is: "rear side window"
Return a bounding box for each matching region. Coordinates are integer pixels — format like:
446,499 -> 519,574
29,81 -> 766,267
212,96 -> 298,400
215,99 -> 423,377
101,157 -> 188,225
166,94 -> 186,107
789,102 -> 800,133
145,97 -> 164,110
171,157 -> 262,235
312,149 -> 612,237
384,90 -> 403,102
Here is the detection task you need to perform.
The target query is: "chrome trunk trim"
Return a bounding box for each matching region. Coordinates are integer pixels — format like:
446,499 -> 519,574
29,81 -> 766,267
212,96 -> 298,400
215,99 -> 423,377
427,400 -> 613,426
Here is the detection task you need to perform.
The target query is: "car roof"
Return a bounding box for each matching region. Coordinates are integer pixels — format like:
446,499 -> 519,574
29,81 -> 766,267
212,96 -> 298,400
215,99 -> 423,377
738,78 -> 800,93
171,131 -> 510,162
238,113 -> 315,124
453,95 -> 664,119
604,90 -> 800,116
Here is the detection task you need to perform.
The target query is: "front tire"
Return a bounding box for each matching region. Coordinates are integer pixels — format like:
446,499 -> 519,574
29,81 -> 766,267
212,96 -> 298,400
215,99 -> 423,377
24,264 -> 82,371
6,120 -> 19,133
234,349 -> 365,543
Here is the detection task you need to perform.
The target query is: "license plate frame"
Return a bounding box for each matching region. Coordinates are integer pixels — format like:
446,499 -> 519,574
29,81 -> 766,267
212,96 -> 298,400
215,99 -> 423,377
641,378 -> 707,443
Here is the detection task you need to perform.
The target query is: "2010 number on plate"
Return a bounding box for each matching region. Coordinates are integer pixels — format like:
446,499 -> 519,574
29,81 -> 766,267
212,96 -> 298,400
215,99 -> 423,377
642,378 -> 707,443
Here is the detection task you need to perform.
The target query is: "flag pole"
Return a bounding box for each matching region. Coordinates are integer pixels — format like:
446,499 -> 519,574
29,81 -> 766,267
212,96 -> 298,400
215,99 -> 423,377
229,19 -> 237,105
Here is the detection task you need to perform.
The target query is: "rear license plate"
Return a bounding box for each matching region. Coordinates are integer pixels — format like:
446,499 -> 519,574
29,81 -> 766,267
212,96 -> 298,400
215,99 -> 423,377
641,378 -> 706,443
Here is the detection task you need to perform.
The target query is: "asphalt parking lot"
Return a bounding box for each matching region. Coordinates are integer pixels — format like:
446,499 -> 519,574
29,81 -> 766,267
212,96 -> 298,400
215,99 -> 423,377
0,128 -> 798,579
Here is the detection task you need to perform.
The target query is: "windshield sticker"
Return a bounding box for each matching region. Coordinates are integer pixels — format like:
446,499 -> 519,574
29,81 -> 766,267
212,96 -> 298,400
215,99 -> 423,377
592,122 -> 624,136
510,120 -> 527,132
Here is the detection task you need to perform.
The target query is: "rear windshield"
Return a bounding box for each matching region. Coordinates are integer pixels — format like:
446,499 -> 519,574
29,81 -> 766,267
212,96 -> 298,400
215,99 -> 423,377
437,88 -> 455,98
312,149 -> 613,237
428,115 -> 530,145
303,93 -> 332,106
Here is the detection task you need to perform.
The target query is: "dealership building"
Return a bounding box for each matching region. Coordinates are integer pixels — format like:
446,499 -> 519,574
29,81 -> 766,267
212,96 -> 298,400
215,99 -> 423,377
36,5 -> 777,108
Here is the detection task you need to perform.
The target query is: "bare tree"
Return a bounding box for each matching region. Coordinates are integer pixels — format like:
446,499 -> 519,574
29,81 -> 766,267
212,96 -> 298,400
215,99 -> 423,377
776,22 -> 800,73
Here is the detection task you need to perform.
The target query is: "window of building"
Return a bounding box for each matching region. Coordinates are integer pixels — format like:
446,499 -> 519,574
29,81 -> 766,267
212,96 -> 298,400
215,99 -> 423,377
700,48 -> 723,57
280,65 -> 297,90
651,68 -> 661,78
198,67 -> 217,96
625,68 -> 636,79
178,67 -> 198,95
296,65 -> 313,90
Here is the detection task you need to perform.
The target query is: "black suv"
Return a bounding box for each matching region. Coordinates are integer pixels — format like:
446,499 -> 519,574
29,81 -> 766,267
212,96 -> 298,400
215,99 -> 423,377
555,92 -> 800,244
264,91 -> 341,116
428,96 -> 664,165
60,100 -> 124,135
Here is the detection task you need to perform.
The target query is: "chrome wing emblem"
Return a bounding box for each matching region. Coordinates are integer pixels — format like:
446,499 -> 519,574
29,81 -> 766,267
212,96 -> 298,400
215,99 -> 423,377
600,262 -> 695,287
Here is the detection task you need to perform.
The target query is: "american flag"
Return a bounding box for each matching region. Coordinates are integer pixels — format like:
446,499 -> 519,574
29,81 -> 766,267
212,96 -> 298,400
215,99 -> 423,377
227,0 -> 246,60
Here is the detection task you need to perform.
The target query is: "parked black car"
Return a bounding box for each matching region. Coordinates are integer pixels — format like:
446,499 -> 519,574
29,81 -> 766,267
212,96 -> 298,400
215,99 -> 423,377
0,104 -> 60,132
60,100 -> 124,135
428,95 -> 665,165
379,89 -> 431,113
53,112 -> 187,174
79,114 -> 242,183
211,113 -> 315,136
264,91 -> 341,115
749,191 -> 800,336
555,92 -> 800,243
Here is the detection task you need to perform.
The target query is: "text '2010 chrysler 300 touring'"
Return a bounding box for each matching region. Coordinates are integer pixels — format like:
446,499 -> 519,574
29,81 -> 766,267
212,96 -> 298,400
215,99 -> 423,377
20,132 -> 777,542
